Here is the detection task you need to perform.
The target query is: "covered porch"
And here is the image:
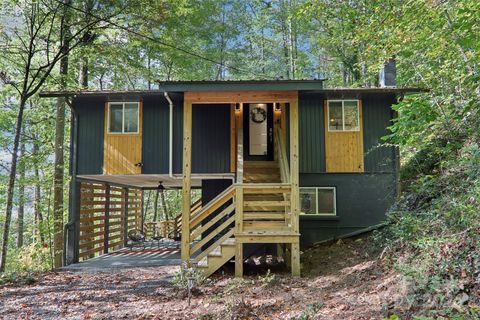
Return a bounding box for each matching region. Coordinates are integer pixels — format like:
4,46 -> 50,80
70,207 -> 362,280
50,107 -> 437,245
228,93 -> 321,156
64,88 -> 301,277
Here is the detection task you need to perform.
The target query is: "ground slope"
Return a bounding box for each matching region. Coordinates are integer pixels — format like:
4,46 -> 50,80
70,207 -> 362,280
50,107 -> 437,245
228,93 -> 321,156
0,236 -> 408,320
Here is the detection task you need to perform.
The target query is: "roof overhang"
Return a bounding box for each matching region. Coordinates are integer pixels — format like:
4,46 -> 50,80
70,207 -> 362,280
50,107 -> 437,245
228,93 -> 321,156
77,173 -> 235,189
39,80 -> 427,98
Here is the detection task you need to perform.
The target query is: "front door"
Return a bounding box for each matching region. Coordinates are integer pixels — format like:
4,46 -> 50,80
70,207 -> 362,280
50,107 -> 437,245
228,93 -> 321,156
243,103 -> 274,161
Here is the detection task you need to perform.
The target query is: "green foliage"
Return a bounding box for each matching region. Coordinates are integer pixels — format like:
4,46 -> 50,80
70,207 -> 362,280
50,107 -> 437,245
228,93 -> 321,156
171,262 -> 206,289
0,270 -> 36,285
380,135 -> 480,316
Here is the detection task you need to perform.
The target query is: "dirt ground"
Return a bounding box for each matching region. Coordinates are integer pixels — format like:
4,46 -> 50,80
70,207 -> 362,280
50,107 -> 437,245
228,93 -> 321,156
0,235 -> 410,320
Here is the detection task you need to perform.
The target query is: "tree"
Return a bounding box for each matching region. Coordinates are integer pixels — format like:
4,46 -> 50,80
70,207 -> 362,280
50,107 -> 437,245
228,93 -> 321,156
52,0 -> 71,268
0,0 -> 104,272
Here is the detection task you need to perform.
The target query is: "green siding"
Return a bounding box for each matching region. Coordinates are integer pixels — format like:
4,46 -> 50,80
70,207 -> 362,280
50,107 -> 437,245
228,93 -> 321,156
299,94 -> 325,173
299,173 -> 396,246
75,97 -> 104,175
362,94 -> 397,173
192,104 -> 231,173
142,96 -> 170,174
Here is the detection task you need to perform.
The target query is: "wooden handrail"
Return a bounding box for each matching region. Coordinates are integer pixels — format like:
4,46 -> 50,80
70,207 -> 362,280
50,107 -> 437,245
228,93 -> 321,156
190,185 -> 236,228
236,128 -> 243,183
275,127 -> 290,184
190,203 -> 235,239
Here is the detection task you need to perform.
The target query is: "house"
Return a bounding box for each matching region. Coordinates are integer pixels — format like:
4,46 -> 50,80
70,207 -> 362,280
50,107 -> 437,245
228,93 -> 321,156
40,73 -> 424,277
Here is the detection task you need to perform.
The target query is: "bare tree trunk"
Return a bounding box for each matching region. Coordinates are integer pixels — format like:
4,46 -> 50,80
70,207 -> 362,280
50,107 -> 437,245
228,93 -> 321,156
53,0 -> 71,268
153,190 -> 159,222
143,190 -> 152,222
0,97 -> 27,272
160,189 -> 169,220
16,134 -> 26,248
32,138 -> 45,244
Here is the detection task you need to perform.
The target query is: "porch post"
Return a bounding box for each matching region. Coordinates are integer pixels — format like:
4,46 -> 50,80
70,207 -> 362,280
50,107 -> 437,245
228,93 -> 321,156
181,98 -> 192,262
103,184 -> 110,254
123,187 -> 129,246
289,95 -> 301,277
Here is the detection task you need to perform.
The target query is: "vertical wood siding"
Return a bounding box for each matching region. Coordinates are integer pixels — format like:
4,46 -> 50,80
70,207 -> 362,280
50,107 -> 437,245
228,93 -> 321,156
76,97 -> 104,175
362,94 -> 397,173
192,104 -> 231,173
103,102 -> 143,174
299,95 -> 326,173
324,100 -> 364,172
142,96 -> 169,174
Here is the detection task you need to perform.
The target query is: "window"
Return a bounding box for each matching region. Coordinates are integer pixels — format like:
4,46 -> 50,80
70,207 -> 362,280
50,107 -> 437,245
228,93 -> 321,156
108,102 -> 139,133
328,100 -> 360,131
300,187 -> 336,215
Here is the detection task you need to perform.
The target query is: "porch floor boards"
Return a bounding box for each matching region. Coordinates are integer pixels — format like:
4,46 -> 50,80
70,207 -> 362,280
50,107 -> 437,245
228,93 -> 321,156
63,243 -> 181,271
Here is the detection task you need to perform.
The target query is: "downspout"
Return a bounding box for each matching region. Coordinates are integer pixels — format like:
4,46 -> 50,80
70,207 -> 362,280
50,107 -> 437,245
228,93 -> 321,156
64,97 -> 79,265
164,92 -> 174,177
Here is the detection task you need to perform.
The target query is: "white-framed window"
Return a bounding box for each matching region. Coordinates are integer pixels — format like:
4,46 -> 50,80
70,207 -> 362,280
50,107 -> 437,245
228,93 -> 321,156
327,100 -> 360,131
108,102 -> 140,134
300,187 -> 336,216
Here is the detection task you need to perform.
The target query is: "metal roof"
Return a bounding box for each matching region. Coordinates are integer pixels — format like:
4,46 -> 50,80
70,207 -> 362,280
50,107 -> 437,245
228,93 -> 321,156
39,79 -> 428,98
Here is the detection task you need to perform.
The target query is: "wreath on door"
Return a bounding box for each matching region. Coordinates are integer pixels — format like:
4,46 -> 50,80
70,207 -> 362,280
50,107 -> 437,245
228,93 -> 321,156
250,107 -> 267,123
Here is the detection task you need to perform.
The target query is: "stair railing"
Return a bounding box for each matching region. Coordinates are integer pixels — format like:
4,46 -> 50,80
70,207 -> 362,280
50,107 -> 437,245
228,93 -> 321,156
188,185 -> 236,264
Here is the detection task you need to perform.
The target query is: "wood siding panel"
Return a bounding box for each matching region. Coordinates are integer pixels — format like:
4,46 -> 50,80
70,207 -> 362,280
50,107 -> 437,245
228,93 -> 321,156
103,102 -> 143,174
362,94 -> 397,173
299,96 -> 325,173
142,96 -> 169,174
191,104 -> 231,173
324,100 -> 364,173
75,97 -> 105,174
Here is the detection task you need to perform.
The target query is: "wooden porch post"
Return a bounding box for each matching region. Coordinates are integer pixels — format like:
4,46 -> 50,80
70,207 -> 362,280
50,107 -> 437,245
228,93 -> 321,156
181,99 -> 192,262
104,184 -> 110,254
123,187 -> 129,246
289,96 -> 301,277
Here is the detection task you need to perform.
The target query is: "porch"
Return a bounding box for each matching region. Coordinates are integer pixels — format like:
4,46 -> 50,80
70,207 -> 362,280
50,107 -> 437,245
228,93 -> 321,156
65,89 -> 301,277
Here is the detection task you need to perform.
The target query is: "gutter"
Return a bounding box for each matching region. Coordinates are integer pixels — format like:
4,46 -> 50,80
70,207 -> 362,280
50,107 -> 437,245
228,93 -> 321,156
164,92 -> 174,177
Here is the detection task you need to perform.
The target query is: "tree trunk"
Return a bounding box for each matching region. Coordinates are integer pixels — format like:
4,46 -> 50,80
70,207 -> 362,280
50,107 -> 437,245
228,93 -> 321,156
53,0 -> 71,268
32,139 -> 45,244
0,97 -> 27,272
16,135 -> 26,248
160,189 -> 169,220
153,190 -> 159,222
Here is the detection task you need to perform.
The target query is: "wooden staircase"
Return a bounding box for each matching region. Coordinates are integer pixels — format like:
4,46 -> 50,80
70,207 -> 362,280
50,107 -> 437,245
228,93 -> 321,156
184,128 -> 300,278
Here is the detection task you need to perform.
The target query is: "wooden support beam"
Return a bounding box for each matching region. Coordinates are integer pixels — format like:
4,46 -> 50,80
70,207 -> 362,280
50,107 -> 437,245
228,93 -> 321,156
104,184 -> 110,254
289,98 -> 300,234
291,242 -> 301,277
184,91 -> 298,104
235,243 -> 243,278
289,96 -> 301,277
181,99 -> 192,262
123,187 -> 128,246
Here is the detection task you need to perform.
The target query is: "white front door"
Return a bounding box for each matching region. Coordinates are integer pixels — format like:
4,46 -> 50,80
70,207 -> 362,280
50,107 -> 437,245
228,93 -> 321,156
248,103 -> 268,155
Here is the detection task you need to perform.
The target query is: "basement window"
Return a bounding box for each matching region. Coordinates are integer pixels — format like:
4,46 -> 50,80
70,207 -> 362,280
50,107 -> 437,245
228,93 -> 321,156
328,100 -> 360,131
108,102 -> 139,133
300,187 -> 336,216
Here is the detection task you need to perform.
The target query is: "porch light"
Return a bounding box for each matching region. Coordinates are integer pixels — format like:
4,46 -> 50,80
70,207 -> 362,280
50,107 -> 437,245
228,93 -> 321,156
274,103 -> 281,112
235,103 -> 242,113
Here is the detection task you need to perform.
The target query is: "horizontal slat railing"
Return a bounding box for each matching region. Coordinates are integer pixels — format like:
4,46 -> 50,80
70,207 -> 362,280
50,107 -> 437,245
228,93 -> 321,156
190,185 -> 236,228
239,183 -> 292,234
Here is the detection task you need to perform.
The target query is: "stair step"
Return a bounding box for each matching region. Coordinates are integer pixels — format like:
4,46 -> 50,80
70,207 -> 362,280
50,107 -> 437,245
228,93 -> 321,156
244,200 -> 289,206
243,213 -> 286,220
222,238 -> 235,246
244,161 -> 279,168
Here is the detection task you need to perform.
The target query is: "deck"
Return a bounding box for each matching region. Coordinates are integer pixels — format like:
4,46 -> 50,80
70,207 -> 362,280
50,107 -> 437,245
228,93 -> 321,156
63,241 -> 181,271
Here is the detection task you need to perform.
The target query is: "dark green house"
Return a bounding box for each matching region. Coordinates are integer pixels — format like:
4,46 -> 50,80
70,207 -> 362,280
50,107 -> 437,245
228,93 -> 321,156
41,77 -> 424,277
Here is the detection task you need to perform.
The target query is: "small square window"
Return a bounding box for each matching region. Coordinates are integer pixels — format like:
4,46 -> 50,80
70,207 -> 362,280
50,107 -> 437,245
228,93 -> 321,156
300,187 -> 336,216
328,100 -> 360,132
108,102 -> 139,134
